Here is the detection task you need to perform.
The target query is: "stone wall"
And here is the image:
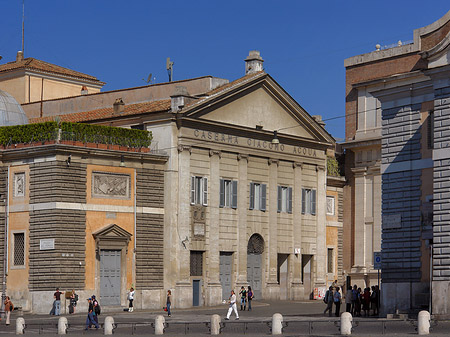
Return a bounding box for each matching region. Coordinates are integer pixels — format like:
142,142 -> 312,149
381,104 -> 422,283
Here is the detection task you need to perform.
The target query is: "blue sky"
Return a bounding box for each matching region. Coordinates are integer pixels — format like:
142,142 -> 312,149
1,1 -> 449,140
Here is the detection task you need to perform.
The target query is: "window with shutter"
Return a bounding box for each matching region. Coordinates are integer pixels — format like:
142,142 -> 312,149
202,177 -> 208,206
261,184 -> 266,211
231,180 -> 238,209
277,186 -> 282,213
311,189 -> 316,215
288,187 -> 293,213
249,183 -> 255,210
301,188 -> 306,214
219,179 -> 225,208
191,176 -> 196,205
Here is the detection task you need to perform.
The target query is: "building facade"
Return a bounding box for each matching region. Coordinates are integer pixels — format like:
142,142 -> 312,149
344,10 -> 450,315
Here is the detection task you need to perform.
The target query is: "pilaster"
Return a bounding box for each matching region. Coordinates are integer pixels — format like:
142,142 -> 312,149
291,162 -> 303,299
266,158 -> 279,299
236,153 -> 249,286
315,165 -> 327,286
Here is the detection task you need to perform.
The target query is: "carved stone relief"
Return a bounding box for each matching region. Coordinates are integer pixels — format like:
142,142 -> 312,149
14,172 -> 25,197
92,172 -> 130,199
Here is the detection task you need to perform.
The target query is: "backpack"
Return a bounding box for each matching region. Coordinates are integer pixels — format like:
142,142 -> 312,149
94,301 -> 101,315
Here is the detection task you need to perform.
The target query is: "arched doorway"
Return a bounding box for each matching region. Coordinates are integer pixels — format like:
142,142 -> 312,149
247,234 -> 264,299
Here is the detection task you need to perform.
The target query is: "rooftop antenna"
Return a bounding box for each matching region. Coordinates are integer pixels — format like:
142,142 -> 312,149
22,0 -> 25,55
142,73 -> 153,84
166,57 -> 174,82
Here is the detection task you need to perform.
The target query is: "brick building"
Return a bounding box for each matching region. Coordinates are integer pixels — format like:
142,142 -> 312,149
344,10 -> 450,315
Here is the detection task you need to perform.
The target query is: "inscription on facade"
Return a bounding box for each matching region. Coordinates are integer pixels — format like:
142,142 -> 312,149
14,172 -> 25,197
193,129 -> 317,157
92,172 -> 131,199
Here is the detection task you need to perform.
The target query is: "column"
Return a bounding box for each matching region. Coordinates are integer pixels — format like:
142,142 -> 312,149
266,158 -> 279,299
175,145 -> 192,308
291,162 -> 303,299
236,154 -> 248,286
206,150 -> 222,306
315,165 -> 327,286
352,167 -> 367,271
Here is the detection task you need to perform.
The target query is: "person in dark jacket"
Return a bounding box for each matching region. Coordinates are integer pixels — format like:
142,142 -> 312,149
85,298 -> 99,330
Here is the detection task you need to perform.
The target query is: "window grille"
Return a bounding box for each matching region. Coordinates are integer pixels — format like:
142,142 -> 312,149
190,251 -> 203,276
247,234 -> 265,254
14,233 -> 25,266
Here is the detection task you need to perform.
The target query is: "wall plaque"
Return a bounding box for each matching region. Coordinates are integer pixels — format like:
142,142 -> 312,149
40,238 -> 55,250
92,172 -> 131,199
14,172 -> 25,197
193,223 -> 205,237
383,214 -> 402,229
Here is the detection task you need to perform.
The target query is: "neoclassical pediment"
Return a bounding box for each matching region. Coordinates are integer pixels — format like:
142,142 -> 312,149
92,224 -> 132,249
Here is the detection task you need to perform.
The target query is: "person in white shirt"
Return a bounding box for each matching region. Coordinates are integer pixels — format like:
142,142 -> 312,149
128,287 -> 135,312
225,290 -> 239,320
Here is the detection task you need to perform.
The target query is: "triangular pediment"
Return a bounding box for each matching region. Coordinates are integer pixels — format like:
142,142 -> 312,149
92,224 -> 132,241
183,73 -> 334,144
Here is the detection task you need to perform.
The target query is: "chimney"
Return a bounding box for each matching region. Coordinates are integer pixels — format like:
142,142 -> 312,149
170,86 -> 191,112
16,51 -> 24,62
113,98 -> 125,115
245,50 -> 264,75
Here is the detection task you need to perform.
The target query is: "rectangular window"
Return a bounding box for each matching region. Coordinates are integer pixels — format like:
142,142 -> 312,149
190,251 -> 203,276
249,182 -> 266,211
327,248 -> 333,274
277,186 -> 293,213
301,188 -> 316,215
191,176 -> 208,206
326,196 -> 335,215
13,232 -> 25,266
220,179 -> 238,209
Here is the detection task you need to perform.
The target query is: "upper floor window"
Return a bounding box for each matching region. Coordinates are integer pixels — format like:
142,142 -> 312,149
301,188 -> 316,215
13,232 -> 25,267
427,111 -> 434,149
326,196 -> 335,215
249,182 -> 266,211
191,176 -> 208,206
277,186 -> 292,213
220,179 -> 237,209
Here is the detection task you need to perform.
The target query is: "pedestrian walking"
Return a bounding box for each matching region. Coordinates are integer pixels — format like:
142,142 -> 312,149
247,286 -> 253,311
166,290 -> 172,317
225,290 -> 239,320
85,298 -> 99,330
53,288 -> 63,316
4,296 -> 13,326
351,284 -> 358,315
69,289 -> 78,314
334,286 -> 342,317
92,295 -> 101,325
323,286 -> 334,316
128,287 -> 135,312
239,286 -> 247,311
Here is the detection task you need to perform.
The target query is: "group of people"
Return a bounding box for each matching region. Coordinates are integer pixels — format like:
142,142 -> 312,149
225,286 -> 254,320
323,282 -> 379,317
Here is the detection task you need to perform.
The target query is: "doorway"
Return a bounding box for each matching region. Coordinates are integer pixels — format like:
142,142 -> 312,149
247,234 -> 265,300
219,252 -> 232,300
278,254 -> 289,300
302,255 -> 313,299
100,249 -> 121,306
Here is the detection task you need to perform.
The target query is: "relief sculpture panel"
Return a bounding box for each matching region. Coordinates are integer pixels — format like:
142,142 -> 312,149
92,172 -> 130,199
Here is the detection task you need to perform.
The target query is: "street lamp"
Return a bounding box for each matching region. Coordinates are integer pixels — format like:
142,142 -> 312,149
1,194 -> 7,319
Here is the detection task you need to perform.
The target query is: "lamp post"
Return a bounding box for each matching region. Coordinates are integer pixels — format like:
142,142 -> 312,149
1,194 -> 7,319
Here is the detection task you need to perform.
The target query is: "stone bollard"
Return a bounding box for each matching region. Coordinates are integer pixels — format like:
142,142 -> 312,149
210,314 -> 221,335
104,316 -> 115,335
418,310 -> 430,335
155,315 -> 165,335
58,317 -> 68,335
340,312 -> 352,335
15,317 -> 25,335
272,313 -> 283,335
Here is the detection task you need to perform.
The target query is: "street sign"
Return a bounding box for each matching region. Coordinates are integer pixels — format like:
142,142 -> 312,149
374,251 -> 381,269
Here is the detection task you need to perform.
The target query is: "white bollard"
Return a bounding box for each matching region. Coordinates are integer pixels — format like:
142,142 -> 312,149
210,314 -> 221,335
418,310 -> 430,335
15,317 -> 25,335
340,312 -> 352,335
104,316 -> 115,335
272,313 -> 283,335
58,317 -> 68,335
155,315 -> 165,335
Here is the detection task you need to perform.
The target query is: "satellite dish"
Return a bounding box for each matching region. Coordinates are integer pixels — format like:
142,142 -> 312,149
142,73 -> 153,84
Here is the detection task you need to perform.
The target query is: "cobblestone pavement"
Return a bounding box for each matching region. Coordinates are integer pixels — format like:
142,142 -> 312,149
0,300 -> 448,336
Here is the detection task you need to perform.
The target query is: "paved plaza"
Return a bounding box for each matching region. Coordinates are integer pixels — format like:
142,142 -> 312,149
1,300 -> 449,336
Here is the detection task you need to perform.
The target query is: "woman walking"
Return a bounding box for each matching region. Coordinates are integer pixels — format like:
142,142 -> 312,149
247,286 -> 253,311
128,287 -> 135,312
4,296 -> 13,326
166,290 -> 172,317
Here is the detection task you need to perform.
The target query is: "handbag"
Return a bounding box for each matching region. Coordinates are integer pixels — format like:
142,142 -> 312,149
163,306 -> 167,312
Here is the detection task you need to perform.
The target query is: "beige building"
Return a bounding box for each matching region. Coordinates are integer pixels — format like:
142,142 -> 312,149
3,51 -> 344,309
0,51 -> 104,105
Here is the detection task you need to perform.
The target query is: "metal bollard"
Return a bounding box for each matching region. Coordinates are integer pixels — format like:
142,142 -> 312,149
272,313 -> 283,335
418,310 -> 430,335
15,317 -> 25,335
210,314 -> 221,335
58,317 -> 68,335
340,312 -> 352,335
104,316 -> 115,335
155,315 -> 165,335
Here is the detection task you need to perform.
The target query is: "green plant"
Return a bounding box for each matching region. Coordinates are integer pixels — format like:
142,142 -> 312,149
327,156 -> 341,177
0,121 -> 58,145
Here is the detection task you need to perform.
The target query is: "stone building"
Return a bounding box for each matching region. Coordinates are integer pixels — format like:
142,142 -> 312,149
2,51 -> 343,310
344,10 -> 450,315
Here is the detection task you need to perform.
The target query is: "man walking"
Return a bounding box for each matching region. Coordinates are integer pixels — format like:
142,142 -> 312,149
225,290 -> 239,320
85,298 -> 99,330
323,286 -> 334,316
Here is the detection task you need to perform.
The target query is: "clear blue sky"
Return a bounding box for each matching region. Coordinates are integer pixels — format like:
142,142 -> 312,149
1,1 -> 449,140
